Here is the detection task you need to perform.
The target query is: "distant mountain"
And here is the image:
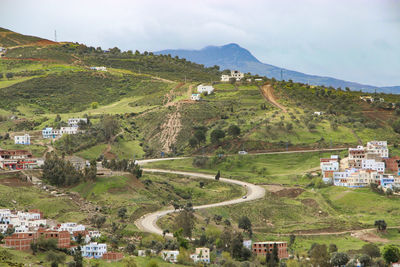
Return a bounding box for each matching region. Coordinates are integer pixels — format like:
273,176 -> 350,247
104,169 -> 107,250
155,43 -> 400,93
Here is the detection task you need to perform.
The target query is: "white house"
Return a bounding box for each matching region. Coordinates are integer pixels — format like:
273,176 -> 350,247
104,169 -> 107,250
161,250 -> 179,263
320,155 -> 340,183
17,211 -> 41,221
361,159 -> 385,172
313,111 -> 324,116
68,118 -> 88,127
367,141 -> 388,158
14,134 -> 30,145
81,242 -> 107,258
90,66 -> 107,71
59,222 -> 85,234
190,247 -> 210,263
191,94 -> 201,101
138,249 -> 157,257
197,85 -> 214,95
60,127 -> 78,135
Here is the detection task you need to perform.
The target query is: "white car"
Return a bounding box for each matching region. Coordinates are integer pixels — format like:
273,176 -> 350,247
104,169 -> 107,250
242,196 -> 247,199
238,151 -> 248,155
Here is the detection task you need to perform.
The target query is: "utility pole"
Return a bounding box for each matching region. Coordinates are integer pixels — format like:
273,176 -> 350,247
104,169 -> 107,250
54,30 -> 57,42
280,70 -> 283,81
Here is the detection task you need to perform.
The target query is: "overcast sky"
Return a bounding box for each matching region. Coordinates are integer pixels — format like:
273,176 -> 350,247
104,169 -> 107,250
1,0 -> 399,86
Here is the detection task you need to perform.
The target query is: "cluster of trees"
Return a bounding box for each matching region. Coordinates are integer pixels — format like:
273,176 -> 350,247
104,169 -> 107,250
42,153 -> 97,187
101,158 -> 143,178
55,115 -> 119,154
189,124 -> 241,148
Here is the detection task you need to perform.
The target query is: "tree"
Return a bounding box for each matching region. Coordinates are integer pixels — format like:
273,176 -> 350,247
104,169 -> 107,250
286,122 -> 293,132
118,207 -> 127,220
91,102 -> 99,109
228,125 -> 241,137
189,137 -> 198,148
46,251 -> 66,267
266,243 -> 279,267
382,244 -> 400,264
392,119 -> 400,134
73,246 -> 83,267
84,159 -> 97,181
175,209 -> 195,238
374,220 -> 387,231
238,216 -> 252,237
215,170 -> 221,180
55,114 -> 61,122
194,130 -> 206,144
329,244 -> 338,253
211,129 -> 225,143
122,257 -> 137,267
199,181 -> 205,188
101,115 -> 119,141
362,243 -> 381,258
91,215 -> 106,229
309,244 -> 329,267
330,252 -> 349,267
6,73 -> 13,79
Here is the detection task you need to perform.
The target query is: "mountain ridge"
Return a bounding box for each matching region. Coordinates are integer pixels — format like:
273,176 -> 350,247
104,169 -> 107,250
155,43 -> 400,93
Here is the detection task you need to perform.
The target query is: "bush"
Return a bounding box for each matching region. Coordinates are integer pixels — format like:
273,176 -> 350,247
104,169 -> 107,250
192,156 -> 208,168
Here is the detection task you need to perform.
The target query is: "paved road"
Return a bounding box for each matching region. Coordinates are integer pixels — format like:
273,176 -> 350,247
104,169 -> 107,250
134,168 -> 266,237
136,147 -> 346,165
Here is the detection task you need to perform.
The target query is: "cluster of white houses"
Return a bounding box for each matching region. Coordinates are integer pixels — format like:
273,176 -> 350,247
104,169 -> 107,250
0,209 -> 122,261
42,118 -> 87,139
321,141 -> 400,188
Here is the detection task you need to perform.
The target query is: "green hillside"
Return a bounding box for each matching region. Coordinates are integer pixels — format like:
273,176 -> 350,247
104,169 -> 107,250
0,27 -> 53,47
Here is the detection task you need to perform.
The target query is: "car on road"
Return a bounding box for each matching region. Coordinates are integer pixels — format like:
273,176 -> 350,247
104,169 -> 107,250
242,196 -> 247,199
238,151 -> 248,155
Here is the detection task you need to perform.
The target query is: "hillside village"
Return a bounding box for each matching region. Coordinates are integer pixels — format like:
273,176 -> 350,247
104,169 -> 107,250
0,27 -> 400,267
320,141 -> 400,190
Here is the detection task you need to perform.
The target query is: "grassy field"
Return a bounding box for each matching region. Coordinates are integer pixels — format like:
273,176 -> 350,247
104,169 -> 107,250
144,150 -> 346,185
70,172 -> 244,233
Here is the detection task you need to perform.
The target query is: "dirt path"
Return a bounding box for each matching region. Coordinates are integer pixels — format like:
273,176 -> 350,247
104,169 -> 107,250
159,103 -> 182,153
260,84 -> 287,113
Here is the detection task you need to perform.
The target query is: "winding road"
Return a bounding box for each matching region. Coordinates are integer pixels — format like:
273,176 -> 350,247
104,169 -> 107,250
134,168 -> 265,237
133,147 -> 346,237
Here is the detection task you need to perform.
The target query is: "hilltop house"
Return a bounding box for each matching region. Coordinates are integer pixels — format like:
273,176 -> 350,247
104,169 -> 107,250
197,84 -> 214,95
42,126 -> 79,139
221,70 -> 244,82
14,134 -> 30,145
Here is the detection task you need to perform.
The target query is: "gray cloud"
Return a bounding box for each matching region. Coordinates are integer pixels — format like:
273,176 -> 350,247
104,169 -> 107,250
1,0 -> 399,86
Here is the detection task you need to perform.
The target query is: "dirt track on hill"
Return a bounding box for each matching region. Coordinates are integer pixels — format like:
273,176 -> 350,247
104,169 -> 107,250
261,84 -> 287,113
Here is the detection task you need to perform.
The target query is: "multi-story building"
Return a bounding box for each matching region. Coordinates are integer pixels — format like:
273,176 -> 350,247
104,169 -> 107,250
348,146 -> 366,168
384,156 -> 400,175
68,118 -> 88,127
102,252 -> 124,261
367,141 -> 388,158
252,242 -> 289,259
4,232 -> 36,250
58,222 -> 85,234
0,150 -> 38,170
37,229 -> 71,248
361,159 -> 385,173
320,155 -> 339,182
81,242 -> 107,258
42,127 -> 60,139
14,134 -> 30,145
190,247 -> 210,263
